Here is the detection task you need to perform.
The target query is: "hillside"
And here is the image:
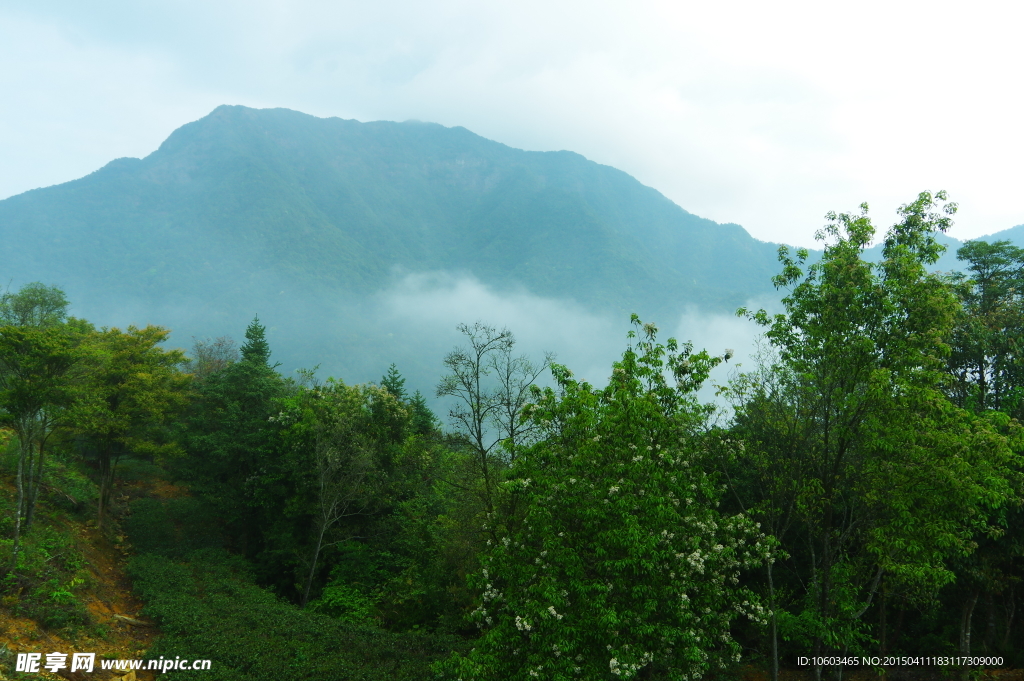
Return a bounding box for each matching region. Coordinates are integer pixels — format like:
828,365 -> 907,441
0,105 -> 782,319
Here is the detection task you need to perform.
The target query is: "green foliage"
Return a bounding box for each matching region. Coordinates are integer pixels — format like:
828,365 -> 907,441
0,321 -> 85,561
381,363 -> 408,401
438,318 -> 772,681
0,326 -> 81,430
240,316 -> 274,366
126,496 -> 225,559
74,324 -> 190,528
128,549 -> 467,681
270,379 -> 403,604
947,239 -> 1024,416
409,390 -> 439,435
309,583 -> 379,625
176,318 -> 288,555
732,192 -> 1023,667
363,441 -> 486,633
0,524 -> 91,632
40,450 -> 97,514
0,282 -> 69,329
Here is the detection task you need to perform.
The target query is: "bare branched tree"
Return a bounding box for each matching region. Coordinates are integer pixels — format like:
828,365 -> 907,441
188,336 -> 240,381
436,322 -> 552,517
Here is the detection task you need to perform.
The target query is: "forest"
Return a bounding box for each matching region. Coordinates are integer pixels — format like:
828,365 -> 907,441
1,190 -> 1022,681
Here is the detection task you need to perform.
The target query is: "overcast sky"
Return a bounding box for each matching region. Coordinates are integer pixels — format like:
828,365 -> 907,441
2,0 -> 1021,247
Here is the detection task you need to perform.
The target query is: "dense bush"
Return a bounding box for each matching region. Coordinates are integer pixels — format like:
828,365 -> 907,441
0,524 -> 91,632
126,496 -> 225,558
128,549 -> 468,681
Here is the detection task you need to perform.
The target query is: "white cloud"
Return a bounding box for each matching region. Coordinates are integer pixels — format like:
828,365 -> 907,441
374,272 -> 765,399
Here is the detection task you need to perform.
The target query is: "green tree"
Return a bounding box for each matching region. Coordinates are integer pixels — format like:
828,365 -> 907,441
75,325 -> 190,529
272,380 -> 400,606
717,350 -> 800,681
941,241 -> 1024,661
735,192 -> 1021,678
0,325 -> 80,565
381,363 -> 408,401
0,282 -> 69,328
409,389 -> 438,436
178,317 -> 287,555
438,318 -> 772,681
0,283 -> 81,532
947,240 -> 1024,415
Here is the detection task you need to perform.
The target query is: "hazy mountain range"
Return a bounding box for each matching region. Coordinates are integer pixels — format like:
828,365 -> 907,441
0,105 -> 1019,390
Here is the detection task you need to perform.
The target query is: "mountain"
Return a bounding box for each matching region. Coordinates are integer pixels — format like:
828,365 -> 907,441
0,105 -> 1019,386
0,105 -> 782,317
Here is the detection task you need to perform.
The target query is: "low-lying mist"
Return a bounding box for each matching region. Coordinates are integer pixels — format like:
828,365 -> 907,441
66,271 -> 776,415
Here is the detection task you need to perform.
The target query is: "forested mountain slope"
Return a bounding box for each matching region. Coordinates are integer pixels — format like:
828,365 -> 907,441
0,105 -> 781,320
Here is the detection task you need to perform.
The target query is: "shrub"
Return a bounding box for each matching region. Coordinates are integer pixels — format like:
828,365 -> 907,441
128,549 -> 468,680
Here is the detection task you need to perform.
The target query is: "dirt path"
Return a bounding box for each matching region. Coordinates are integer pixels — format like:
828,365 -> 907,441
0,462 -> 189,681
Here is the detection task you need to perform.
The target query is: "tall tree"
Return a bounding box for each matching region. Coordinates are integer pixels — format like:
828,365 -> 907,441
76,325 -> 189,529
436,322 -> 551,523
0,325 -> 80,566
380,363 -> 407,401
0,283 -> 82,532
178,317 -> 286,554
271,380 -> 402,606
736,192 -> 1021,679
438,317 -> 771,681
942,241 -> 1024,661
408,389 -> 438,436
947,240 -> 1024,415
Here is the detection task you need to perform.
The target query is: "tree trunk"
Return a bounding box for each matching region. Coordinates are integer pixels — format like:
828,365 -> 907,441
879,575 -> 887,657
97,444 -> 112,531
1001,586 -> 1015,652
24,437 -> 46,529
10,437 -> 29,569
891,602 -> 906,653
960,590 -> 979,681
302,523 -> 328,608
960,591 -> 978,656
768,561 -> 779,681
810,541 -> 823,681
985,591 -> 997,654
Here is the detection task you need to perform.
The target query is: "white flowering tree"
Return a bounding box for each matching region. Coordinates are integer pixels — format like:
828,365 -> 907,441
436,317 -> 774,681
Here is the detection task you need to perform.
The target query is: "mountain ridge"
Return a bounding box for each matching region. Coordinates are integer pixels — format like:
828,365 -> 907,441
0,105 -> 788,317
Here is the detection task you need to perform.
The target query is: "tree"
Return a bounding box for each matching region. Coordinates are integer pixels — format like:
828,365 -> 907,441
188,335 -> 240,381
0,325 -> 80,566
436,322 -> 551,521
409,390 -> 438,436
941,241 -> 1024,661
76,325 -> 189,529
381,363 -> 407,401
718,349 -> 801,681
0,283 -> 80,533
735,192 -> 1021,679
437,317 -> 772,681
272,380 -> 398,606
947,240 -> 1024,416
178,317 -> 286,555
0,282 -> 69,328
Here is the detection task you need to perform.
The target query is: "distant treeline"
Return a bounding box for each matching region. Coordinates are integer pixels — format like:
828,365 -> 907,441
1,190 -> 1022,680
